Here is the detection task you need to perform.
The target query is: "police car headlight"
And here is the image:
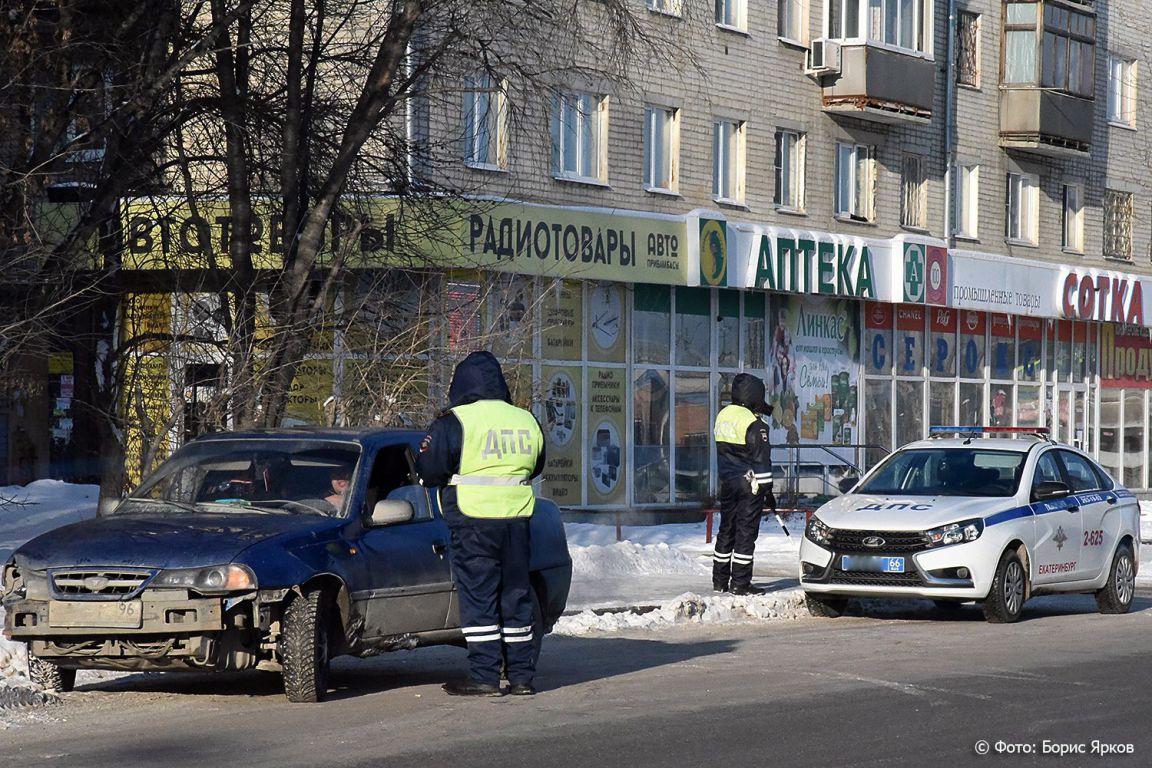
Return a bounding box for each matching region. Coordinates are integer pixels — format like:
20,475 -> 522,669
151,564 -> 257,593
925,519 -> 984,548
805,516 -> 833,547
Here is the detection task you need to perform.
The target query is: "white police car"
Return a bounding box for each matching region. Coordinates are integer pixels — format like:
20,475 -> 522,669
799,427 -> 1140,623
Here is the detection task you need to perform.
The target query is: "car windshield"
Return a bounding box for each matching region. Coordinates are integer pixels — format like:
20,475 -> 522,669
112,439 -> 361,517
854,448 -> 1026,497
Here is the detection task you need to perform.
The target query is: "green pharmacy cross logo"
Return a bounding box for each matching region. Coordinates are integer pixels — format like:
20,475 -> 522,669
1053,526 -> 1068,551
903,243 -> 925,302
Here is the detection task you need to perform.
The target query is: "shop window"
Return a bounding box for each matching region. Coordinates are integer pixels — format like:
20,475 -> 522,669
675,287 -> 711,367
744,293 -> 766,369
675,372 -> 710,502
1098,389 -> 1121,480
865,302 -> 893,375
895,305 -> 925,375
959,381 -> 983,426
445,280 -> 483,351
1071,322 -> 1086,382
895,380 -> 924,446
633,368 -> 670,504
541,280 -> 582,361
929,308 -> 956,377
634,284 -> 670,365
1054,320 -> 1072,381
929,382 -> 954,428
990,315 -> 1015,380
1017,317 -> 1043,382
959,311 -> 986,378
864,379 -> 891,468
490,275 -> 533,360
717,291 -> 740,368
1124,391 -> 1145,488
1017,385 -> 1041,427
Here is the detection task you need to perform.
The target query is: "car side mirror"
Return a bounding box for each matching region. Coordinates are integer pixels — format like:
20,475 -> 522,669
1032,480 -> 1072,502
369,499 -> 414,526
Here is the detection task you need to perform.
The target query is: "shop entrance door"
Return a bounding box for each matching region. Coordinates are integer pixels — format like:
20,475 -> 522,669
1052,386 -> 1088,450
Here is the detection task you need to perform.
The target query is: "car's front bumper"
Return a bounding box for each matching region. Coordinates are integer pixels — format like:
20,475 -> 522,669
799,536 -> 993,600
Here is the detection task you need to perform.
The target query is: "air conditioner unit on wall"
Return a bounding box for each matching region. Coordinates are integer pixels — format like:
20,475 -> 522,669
806,39 -> 842,76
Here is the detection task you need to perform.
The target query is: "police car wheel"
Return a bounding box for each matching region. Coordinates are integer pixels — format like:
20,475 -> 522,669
1095,544 -> 1136,615
982,549 -> 1026,624
28,654 -> 76,693
804,593 -> 848,618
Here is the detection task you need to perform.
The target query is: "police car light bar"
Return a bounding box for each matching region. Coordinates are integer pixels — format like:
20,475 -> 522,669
928,426 -> 1052,440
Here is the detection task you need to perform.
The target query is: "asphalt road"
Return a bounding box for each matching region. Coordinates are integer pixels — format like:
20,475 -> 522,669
5,589 -> 1152,767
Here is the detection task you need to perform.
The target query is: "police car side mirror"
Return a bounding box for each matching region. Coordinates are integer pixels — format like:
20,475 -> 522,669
1032,480 -> 1072,502
370,499 -> 414,526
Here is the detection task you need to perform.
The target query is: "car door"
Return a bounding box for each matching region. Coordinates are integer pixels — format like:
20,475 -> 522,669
353,445 -> 454,639
1028,450 -> 1082,586
1056,450 -> 1114,580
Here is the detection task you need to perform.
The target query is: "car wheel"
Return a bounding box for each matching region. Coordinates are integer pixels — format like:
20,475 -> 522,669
804,593 -> 848,618
983,549 -> 1027,624
1095,544 -> 1136,615
28,653 -> 76,693
281,588 -> 331,703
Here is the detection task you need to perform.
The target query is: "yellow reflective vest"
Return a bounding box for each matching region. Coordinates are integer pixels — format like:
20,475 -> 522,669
449,400 -> 542,519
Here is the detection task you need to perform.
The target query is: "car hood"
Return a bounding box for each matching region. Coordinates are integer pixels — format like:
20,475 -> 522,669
813,494 -> 1021,531
12,512 -> 342,571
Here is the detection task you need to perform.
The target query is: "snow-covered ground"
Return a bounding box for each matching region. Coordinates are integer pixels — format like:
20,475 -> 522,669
2,481 -> 1152,717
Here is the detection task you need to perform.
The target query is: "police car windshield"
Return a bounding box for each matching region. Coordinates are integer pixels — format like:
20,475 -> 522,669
855,448 -> 1025,497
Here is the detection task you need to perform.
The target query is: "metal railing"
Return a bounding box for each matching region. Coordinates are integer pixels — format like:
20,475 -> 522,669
771,443 -> 888,510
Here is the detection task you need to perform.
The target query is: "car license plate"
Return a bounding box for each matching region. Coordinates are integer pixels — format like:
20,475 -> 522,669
49,600 -> 143,629
841,555 -> 905,574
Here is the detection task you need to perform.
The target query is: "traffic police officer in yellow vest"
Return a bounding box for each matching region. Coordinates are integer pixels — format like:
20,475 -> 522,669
416,351 -> 545,697
713,373 -> 774,595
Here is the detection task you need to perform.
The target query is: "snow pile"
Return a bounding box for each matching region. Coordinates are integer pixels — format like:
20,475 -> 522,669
554,589 -> 807,635
569,540 -> 709,578
0,480 -> 99,563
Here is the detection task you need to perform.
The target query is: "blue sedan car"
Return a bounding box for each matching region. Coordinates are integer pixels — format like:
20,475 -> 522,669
1,429 -> 572,702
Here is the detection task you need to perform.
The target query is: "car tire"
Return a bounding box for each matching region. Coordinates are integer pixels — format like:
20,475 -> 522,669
281,588 -> 331,703
983,549 -> 1027,624
28,653 -> 76,693
804,593 -> 848,618
1095,544 -> 1136,615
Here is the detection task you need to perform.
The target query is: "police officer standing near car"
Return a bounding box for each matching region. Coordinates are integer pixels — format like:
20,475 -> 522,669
416,351 -> 545,697
712,373 -> 774,595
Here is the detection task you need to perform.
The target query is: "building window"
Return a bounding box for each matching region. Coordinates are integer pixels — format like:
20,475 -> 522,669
1103,189 -> 1134,260
1062,183 -> 1083,252
643,106 -> 679,193
835,142 -> 873,222
462,73 -> 507,169
825,0 -> 930,54
712,120 -> 746,204
715,0 -> 746,30
955,163 -> 979,239
900,155 -> 927,230
778,0 -> 806,43
1108,55 -> 1137,127
1005,172 -> 1038,245
551,92 -> 607,182
957,11 -> 980,86
647,0 -> 682,16
773,129 -> 805,211
1003,2 -> 1094,98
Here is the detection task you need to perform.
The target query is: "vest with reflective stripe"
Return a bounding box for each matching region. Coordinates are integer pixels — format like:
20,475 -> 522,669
450,400 -> 542,519
714,404 -> 757,445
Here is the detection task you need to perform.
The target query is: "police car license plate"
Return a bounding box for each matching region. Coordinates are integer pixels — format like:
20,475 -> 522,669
841,555 -> 905,574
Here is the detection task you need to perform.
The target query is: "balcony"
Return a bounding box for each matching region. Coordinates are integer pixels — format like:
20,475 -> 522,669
819,43 -> 936,124
999,88 -> 1093,157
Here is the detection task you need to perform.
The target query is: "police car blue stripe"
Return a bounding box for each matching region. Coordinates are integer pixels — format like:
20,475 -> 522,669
985,505 -> 1033,527
985,491 -> 1121,528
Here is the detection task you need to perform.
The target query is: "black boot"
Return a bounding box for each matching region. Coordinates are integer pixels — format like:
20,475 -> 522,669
443,680 -> 503,697
730,583 -> 765,596
506,682 -> 536,696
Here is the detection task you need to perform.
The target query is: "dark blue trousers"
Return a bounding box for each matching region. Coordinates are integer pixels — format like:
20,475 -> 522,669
446,514 -> 535,687
713,476 -> 762,590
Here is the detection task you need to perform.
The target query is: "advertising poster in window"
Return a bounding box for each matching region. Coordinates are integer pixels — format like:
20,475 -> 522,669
1099,323 -> 1152,388
929,307 -> 957,376
491,276 -> 534,360
541,280 -> 582,360
1017,317 -> 1043,381
864,302 -> 892,375
587,282 -> 627,363
990,313 -> 1015,379
895,304 -> 925,375
767,295 -> 859,449
586,366 -> 627,505
959,310 -> 986,378
285,359 -> 334,425
540,365 -> 582,503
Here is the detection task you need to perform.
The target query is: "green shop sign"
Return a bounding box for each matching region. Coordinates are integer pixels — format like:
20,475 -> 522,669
751,233 -> 876,298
